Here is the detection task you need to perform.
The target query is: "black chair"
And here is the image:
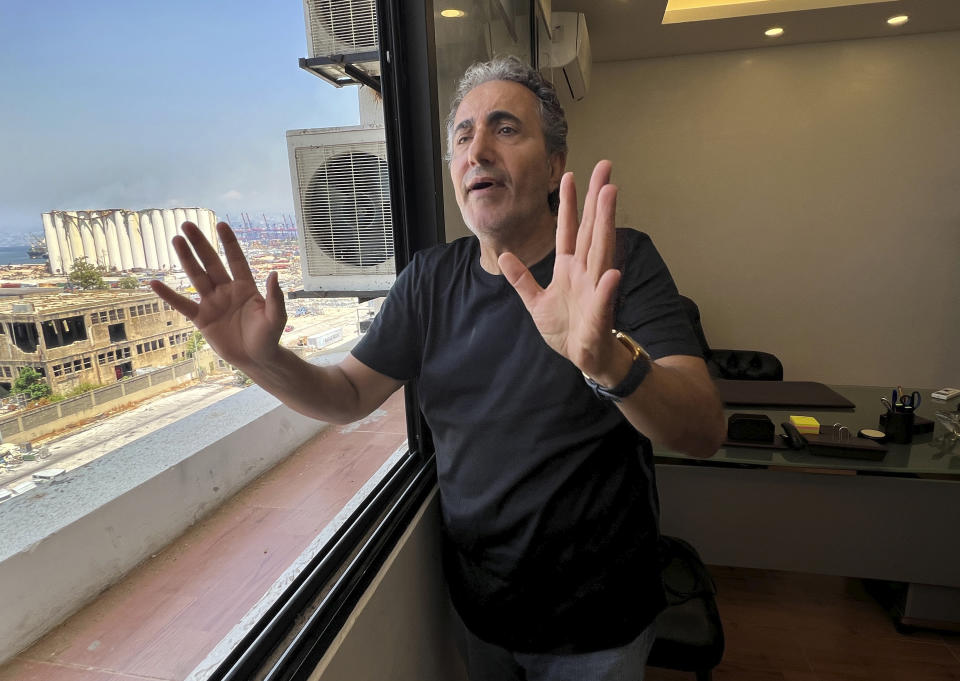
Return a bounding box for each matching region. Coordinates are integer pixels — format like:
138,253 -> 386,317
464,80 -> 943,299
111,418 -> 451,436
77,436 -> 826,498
678,295 -> 784,381
647,536 -> 725,681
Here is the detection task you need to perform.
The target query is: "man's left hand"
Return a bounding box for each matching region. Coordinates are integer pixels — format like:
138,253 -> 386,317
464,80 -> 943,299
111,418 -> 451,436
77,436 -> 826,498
499,160 -> 628,384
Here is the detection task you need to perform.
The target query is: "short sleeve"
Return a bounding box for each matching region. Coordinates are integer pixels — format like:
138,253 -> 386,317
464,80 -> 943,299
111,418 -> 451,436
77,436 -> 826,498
614,230 -> 702,361
350,256 -> 423,381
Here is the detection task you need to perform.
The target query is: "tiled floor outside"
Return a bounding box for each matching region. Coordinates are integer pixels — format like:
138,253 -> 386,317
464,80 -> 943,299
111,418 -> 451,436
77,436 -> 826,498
0,391 -> 407,681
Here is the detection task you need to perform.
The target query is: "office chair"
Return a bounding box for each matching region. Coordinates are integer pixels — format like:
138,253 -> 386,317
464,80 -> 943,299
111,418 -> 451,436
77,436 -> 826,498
678,295 -> 784,381
647,536 -> 725,681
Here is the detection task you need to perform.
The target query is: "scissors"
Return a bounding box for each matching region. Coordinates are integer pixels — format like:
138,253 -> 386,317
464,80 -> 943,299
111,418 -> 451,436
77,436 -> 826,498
900,391 -> 921,410
881,397 -> 894,413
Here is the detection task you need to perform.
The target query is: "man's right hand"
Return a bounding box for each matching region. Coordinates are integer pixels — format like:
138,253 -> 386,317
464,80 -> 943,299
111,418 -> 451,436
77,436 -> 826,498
149,221 -> 285,371
149,221 -> 404,425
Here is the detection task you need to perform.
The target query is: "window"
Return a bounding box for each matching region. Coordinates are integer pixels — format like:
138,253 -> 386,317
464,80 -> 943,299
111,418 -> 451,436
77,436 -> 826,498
0,4 -> 436,677
83,357 -> 91,369
108,323 -> 127,343
63,363 -> 73,375
73,359 -> 82,372
53,364 -> 62,377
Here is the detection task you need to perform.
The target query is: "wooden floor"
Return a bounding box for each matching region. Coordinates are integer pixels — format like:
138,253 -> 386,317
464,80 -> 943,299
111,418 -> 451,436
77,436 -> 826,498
647,566 -> 960,681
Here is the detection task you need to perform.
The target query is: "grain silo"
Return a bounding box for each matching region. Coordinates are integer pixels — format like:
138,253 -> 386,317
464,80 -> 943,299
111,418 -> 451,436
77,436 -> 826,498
41,208 -> 218,274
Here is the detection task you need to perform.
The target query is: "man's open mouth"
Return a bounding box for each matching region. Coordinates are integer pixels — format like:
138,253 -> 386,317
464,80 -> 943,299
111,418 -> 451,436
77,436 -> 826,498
468,178 -> 503,193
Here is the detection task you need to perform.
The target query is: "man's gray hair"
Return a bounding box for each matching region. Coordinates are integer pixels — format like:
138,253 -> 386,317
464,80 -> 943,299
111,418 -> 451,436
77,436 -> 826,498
444,56 -> 568,212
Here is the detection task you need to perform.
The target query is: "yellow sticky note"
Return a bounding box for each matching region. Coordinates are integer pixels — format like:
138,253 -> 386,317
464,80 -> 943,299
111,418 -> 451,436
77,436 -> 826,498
789,415 -> 820,435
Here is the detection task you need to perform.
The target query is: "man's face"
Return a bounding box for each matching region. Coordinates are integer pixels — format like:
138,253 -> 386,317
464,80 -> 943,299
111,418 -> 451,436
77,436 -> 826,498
449,80 -> 564,240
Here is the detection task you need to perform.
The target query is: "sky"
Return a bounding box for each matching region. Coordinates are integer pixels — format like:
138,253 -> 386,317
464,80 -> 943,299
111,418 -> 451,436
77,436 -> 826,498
0,1 -> 361,241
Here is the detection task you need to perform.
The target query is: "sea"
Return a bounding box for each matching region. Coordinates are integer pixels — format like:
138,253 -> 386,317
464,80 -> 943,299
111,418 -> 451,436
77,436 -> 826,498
0,247 -> 41,266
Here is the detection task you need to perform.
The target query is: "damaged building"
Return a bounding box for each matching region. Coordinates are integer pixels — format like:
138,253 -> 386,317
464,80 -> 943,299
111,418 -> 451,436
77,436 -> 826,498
0,290 -> 196,395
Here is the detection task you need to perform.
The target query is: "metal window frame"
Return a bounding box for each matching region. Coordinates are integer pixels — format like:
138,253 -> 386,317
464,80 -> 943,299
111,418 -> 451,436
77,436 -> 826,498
207,1 -> 444,679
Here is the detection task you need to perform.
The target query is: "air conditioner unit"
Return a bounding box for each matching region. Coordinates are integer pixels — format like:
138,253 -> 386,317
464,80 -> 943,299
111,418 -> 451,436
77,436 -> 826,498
287,126 -> 394,295
301,0 -> 381,88
549,12 -> 591,101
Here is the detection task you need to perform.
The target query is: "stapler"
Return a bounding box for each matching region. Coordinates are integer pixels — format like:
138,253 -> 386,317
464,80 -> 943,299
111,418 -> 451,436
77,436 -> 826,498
780,421 -> 807,450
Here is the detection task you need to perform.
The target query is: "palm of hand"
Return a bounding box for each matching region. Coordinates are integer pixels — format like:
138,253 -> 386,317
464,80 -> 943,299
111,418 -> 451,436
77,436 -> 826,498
526,252 -> 615,371
499,161 -> 621,379
149,221 -> 287,370
193,280 -> 283,365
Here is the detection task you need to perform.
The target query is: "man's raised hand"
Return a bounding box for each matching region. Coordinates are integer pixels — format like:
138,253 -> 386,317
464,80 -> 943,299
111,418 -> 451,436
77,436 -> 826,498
149,222 -> 286,370
498,160 -> 624,383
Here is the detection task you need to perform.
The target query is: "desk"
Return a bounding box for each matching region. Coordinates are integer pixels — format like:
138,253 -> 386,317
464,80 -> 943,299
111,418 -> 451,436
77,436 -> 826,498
654,385 -> 960,628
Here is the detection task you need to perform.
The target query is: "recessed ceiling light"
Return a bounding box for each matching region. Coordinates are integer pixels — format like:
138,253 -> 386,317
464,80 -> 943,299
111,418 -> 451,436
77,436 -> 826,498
765,27 -> 784,38
440,9 -> 466,18
887,15 -> 909,27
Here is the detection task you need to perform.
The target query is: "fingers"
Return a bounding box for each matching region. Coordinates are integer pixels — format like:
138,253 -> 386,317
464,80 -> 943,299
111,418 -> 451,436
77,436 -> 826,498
586,184 -> 617,282
218,222 -> 255,283
182,221 -> 231,286
263,271 -> 286,328
575,160 -> 613,264
556,172 -> 577,256
498,252 -> 544,310
149,280 -> 200,320
592,268 -> 622,330
172,233 -> 214,296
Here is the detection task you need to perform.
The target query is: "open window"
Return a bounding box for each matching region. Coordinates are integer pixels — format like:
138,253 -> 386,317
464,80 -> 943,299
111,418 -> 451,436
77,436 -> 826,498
107,323 -> 127,343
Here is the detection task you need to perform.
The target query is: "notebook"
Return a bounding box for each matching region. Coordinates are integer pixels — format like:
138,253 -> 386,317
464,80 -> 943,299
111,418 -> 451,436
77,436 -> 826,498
715,380 -> 855,409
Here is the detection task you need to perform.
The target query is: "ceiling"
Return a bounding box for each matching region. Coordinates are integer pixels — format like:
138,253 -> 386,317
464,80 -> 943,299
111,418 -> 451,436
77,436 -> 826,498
549,0 -> 960,62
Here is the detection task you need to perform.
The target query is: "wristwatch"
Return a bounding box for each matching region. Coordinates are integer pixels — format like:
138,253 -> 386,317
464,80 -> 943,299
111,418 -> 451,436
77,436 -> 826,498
583,330 -> 652,402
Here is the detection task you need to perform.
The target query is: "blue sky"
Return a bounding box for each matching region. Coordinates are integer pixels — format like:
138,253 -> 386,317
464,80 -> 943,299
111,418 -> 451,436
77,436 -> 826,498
0,1 -> 360,239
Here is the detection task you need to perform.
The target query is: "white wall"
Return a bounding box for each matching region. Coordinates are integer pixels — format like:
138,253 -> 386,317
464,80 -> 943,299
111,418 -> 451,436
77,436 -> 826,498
561,32 -> 960,387
309,491 -> 468,681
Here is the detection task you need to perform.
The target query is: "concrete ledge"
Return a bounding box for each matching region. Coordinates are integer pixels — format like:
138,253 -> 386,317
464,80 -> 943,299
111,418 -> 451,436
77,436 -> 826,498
0,355 -> 349,664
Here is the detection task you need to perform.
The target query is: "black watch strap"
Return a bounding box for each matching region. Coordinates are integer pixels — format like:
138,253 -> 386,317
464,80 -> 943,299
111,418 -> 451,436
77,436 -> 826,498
583,331 -> 652,403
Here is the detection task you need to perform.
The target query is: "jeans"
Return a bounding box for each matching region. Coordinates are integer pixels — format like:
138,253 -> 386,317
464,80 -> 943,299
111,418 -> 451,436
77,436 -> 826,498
463,620 -> 657,681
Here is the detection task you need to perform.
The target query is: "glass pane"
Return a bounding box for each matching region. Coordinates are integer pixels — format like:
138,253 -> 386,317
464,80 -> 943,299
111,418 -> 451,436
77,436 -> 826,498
0,3 -> 406,677
434,0 -> 533,242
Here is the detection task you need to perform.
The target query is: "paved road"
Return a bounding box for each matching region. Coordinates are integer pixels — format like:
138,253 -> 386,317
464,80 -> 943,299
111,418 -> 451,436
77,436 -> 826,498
0,379 -> 245,492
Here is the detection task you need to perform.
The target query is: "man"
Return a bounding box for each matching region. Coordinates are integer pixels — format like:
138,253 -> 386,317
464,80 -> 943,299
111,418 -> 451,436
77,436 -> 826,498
151,56 -> 724,680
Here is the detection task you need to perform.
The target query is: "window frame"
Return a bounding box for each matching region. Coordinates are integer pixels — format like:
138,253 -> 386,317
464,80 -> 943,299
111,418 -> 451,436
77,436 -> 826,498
207,1 -> 447,678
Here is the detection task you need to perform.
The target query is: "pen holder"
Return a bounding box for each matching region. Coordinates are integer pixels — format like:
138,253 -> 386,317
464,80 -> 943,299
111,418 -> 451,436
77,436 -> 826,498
883,410 -> 914,444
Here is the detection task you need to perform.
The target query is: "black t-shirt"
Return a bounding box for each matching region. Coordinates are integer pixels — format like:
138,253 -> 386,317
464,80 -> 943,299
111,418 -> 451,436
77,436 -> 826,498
352,229 -> 701,653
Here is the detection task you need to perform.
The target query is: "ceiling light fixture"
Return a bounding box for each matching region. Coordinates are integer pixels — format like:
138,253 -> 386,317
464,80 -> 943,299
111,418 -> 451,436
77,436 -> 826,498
887,15 -> 909,27
765,27 -> 784,37
440,9 -> 466,18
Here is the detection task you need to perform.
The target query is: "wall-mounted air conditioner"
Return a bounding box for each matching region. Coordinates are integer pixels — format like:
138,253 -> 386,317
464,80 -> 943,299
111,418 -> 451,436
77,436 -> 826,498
549,12 -> 591,101
287,125 -> 394,295
300,0 -> 381,88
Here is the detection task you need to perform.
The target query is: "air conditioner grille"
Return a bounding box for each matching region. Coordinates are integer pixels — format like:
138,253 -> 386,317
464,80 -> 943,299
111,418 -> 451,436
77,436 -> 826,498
296,142 -> 393,276
308,0 -> 378,56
